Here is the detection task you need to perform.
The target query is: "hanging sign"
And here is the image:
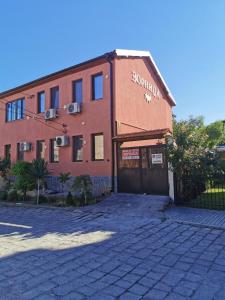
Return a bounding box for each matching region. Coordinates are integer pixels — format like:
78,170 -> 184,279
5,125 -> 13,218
152,153 -> 163,164
122,149 -> 139,160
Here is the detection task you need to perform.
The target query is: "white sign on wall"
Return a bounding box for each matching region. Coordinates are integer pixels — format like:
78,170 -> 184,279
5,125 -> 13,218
152,153 -> 163,164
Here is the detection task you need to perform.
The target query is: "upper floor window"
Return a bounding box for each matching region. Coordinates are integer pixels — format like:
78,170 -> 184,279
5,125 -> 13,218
72,135 -> 83,162
50,139 -> 59,163
72,79 -> 82,104
6,98 -> 25,122
92,73 -> 103,100
92,133 -> 104,161
50,86 -> 59,109
37,91 -> 45,113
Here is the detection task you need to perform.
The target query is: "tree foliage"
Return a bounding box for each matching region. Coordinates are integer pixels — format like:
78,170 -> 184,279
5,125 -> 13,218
72,175 -> 93,205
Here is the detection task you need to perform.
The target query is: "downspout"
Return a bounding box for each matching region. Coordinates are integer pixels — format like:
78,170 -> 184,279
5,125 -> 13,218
106,53 -> 115,193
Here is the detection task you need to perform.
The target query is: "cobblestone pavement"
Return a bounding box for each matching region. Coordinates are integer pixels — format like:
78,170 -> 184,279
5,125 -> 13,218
166,207 -> 225,229
1,206 -> 225,299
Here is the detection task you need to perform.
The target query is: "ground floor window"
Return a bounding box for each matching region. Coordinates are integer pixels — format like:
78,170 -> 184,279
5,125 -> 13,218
72,135 -> 83,162
4,144 -> 11,164
92,133 -> 104,161
50,139 -> 59,163
17,143 -> 24,161
36,140 -> 45,160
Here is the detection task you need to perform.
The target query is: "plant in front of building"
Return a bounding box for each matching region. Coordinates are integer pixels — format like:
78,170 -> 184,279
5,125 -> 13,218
28,159 -> 49,205
72,175 -> 93,206
59,172 -> 71,193
12,161 -> 35,201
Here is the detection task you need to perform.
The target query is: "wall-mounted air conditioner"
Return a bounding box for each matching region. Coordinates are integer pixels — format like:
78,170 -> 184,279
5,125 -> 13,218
55,135 -> 69,147
45,108 -> 57,120
66,103 -> 81,114
20,142 -> 32,152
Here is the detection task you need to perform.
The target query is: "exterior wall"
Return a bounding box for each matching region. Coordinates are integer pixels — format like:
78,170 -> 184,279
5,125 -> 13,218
0,61 -> 113,180
114,57 -> 173,135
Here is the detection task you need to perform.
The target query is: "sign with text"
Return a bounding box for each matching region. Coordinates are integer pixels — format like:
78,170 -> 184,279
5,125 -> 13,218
122,149 -> 140,160
152,153 -> 163,164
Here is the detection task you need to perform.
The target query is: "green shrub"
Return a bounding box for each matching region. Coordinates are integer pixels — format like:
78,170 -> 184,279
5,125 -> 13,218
66,192 -> 74,206
0,191 -> 7,200
7,190 -> 18,202
72,175 -> 93,206
38,195 -> 48,204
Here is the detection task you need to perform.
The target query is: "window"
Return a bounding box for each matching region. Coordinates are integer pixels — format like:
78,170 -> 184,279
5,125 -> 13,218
6,98 -> 25,122
50,86 -> 59,109
50,139 -> 59,163
4,144 -> 11,164
37,91 -> 45,113
92,73 -> 103,100
92,133 -> 104,160
17,143 -> 24,161
36,140 -> 45,159
72,136 -> 83,162
72,79 -> 82,104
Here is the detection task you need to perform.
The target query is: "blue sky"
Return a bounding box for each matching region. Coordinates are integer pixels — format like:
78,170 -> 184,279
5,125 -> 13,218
0,0 -> 224,124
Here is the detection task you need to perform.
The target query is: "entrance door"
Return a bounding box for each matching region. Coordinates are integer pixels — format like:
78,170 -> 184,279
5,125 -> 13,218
118,145 -> 169,195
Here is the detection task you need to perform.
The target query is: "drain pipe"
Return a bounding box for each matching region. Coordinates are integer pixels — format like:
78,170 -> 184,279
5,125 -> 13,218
106,53 -> 115,193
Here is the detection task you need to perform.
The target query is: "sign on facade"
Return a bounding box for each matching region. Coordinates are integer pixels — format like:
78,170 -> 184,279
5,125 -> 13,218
152,153 -> 163,164
122,149 -> 140,160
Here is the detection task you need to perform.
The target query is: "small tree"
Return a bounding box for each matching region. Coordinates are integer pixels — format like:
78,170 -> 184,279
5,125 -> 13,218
59,172 -> 71,193
28,159 -> 49,205
0,157 -> 10,179
12,161 -> 35,201
72,175 -> 93,205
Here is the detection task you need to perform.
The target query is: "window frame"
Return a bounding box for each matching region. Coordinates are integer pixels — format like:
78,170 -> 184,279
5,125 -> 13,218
36,140 -> 45,160
72,79 -> 83,104
72,135 -> 84,162
6,98 -> 25,122
92,73 -> 103,101
49,139 -> 59,163
50,86 -> 59,109
92,133 -> 104,161
17,143 -> 24,161
37,91 -> 45,114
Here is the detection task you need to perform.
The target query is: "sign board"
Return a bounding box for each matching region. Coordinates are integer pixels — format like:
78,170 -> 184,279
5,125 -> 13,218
122,149 -> 139,160
152,153 -> 163,164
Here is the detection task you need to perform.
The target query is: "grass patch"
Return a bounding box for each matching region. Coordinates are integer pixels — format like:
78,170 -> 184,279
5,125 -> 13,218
189,185 -> 225,210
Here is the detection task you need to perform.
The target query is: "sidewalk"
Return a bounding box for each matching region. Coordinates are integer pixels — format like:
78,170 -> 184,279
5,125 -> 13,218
166,206 -> 225,229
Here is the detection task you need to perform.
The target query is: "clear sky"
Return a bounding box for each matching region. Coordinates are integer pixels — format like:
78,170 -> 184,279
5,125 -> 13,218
0,0 -> 224,124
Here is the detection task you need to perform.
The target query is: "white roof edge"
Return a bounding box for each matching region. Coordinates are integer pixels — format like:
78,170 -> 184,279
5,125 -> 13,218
115,49 -> 176,106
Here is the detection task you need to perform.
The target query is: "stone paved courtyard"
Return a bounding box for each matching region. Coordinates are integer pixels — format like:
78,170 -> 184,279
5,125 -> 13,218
1,205 -> 225,299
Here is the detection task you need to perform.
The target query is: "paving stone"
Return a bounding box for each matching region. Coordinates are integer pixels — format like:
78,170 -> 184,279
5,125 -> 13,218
143,288 -> 168,299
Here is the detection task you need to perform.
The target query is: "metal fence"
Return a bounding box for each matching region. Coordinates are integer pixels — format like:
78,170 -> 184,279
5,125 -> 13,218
174,175 -> 225,210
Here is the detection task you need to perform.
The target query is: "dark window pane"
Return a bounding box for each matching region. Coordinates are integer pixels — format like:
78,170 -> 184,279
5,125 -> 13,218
92,74 -> 103,100
17,143 -> 24,161
72,136 -> 83,161
4,144 -> 11,164
51,87 -> 59,109
72,80 -> 82,104
92,133 -> 104,160
50,139 -> 59,163
37,140 -> 45,159
37,92 -> 45,113
6,98 -> 24,122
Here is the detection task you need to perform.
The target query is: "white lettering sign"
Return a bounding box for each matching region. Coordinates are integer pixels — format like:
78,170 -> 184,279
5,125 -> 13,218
131,71 -> 160,99
152,153 -> 163,164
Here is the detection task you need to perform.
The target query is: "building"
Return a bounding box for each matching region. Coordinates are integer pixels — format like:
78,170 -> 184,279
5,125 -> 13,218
0,49 -> 176,197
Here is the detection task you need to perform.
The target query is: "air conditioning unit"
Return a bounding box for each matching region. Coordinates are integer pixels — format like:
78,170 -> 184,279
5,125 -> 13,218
67,102 -> 81,114
45,108 -> 57,120
55,135 -> 69,147
20,142 -> 32,152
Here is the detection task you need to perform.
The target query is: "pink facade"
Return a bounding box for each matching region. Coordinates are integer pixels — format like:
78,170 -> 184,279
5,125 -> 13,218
0,50 -> 175,194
